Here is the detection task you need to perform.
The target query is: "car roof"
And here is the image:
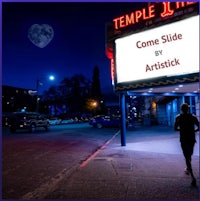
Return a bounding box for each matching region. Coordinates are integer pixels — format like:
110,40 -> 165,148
12,112 -> 42,116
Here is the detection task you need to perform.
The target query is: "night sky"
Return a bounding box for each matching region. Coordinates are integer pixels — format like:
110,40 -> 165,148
2,1 -> 147,94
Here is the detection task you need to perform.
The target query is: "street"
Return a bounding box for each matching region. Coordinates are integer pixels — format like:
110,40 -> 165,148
2,123 -> 119,199
2,123 -> 199,200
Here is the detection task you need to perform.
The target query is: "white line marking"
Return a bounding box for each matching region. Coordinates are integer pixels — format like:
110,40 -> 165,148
21,166 -> 78,199
20,131 -> 119,199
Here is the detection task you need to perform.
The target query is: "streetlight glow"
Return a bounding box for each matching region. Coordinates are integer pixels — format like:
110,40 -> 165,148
49,75 -> 55,81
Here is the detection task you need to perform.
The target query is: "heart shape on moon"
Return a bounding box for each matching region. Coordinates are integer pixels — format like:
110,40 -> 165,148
28,24 -> 54,48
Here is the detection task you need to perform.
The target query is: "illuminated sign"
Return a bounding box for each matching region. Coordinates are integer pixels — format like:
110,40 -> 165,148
110,59 -> 115,85
115,15 -> 199,85
113,2 -> 197,30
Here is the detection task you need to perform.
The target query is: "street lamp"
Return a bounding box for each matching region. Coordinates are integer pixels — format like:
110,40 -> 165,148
49,75 -> 55,81
36,75 -> 55,112
91,100 -> 98,115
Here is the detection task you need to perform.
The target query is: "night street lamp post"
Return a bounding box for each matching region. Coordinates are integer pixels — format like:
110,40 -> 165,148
36,75 -> 55,112
91,100 -> 98,115
36,79 -> 40,113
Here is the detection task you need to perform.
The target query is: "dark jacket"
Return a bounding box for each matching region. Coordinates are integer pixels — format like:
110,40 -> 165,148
174,113 -> 199,143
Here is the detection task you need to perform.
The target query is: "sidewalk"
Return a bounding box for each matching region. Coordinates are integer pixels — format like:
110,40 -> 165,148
46,125 -> 199,200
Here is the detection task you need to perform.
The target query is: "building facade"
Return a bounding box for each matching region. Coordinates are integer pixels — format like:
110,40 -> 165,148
2,85 -> 37,112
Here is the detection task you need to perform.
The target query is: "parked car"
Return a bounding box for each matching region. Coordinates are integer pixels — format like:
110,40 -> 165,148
61,118 -> 74,124
89,115 -> 128,128
48,117 -> 62,125
9,112 -> 50,133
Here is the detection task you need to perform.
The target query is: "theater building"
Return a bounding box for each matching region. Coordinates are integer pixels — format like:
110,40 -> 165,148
105,2 -> 199,145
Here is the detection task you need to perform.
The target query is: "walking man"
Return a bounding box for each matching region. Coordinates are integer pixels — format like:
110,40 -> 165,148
174,103 -> 199,186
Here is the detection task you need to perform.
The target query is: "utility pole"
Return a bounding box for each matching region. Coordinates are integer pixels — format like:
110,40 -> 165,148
36,79 -> 40,112
35,75 -> 55,112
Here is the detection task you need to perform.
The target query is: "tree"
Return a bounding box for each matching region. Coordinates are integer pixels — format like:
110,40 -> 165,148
42,74 -> 92,117
41,85 -> 62,115
91,65 -> 102,99
90,65 -> 106,115
69,74 -> 91,114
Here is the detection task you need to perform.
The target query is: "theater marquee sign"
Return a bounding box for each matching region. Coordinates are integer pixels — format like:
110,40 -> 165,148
107,2 -> 199,91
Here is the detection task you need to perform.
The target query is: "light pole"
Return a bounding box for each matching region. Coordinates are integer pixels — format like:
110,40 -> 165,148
91,100 -> 98,116
36,78 -> 40,112
35,75 -> 55,112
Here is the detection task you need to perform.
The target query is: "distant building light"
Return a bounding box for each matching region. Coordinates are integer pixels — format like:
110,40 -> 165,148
152,102 -> 156,109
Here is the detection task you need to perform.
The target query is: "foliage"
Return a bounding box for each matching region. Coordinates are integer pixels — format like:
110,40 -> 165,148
41,66 -> 106,116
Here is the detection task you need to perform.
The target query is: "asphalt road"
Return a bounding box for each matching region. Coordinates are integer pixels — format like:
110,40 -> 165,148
2,123 -> 119,199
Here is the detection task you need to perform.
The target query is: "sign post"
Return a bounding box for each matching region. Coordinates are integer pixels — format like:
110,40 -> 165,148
120,93 -> 126,146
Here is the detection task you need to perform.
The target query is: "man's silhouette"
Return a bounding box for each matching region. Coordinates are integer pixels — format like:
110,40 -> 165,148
174,103 -> 199,187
